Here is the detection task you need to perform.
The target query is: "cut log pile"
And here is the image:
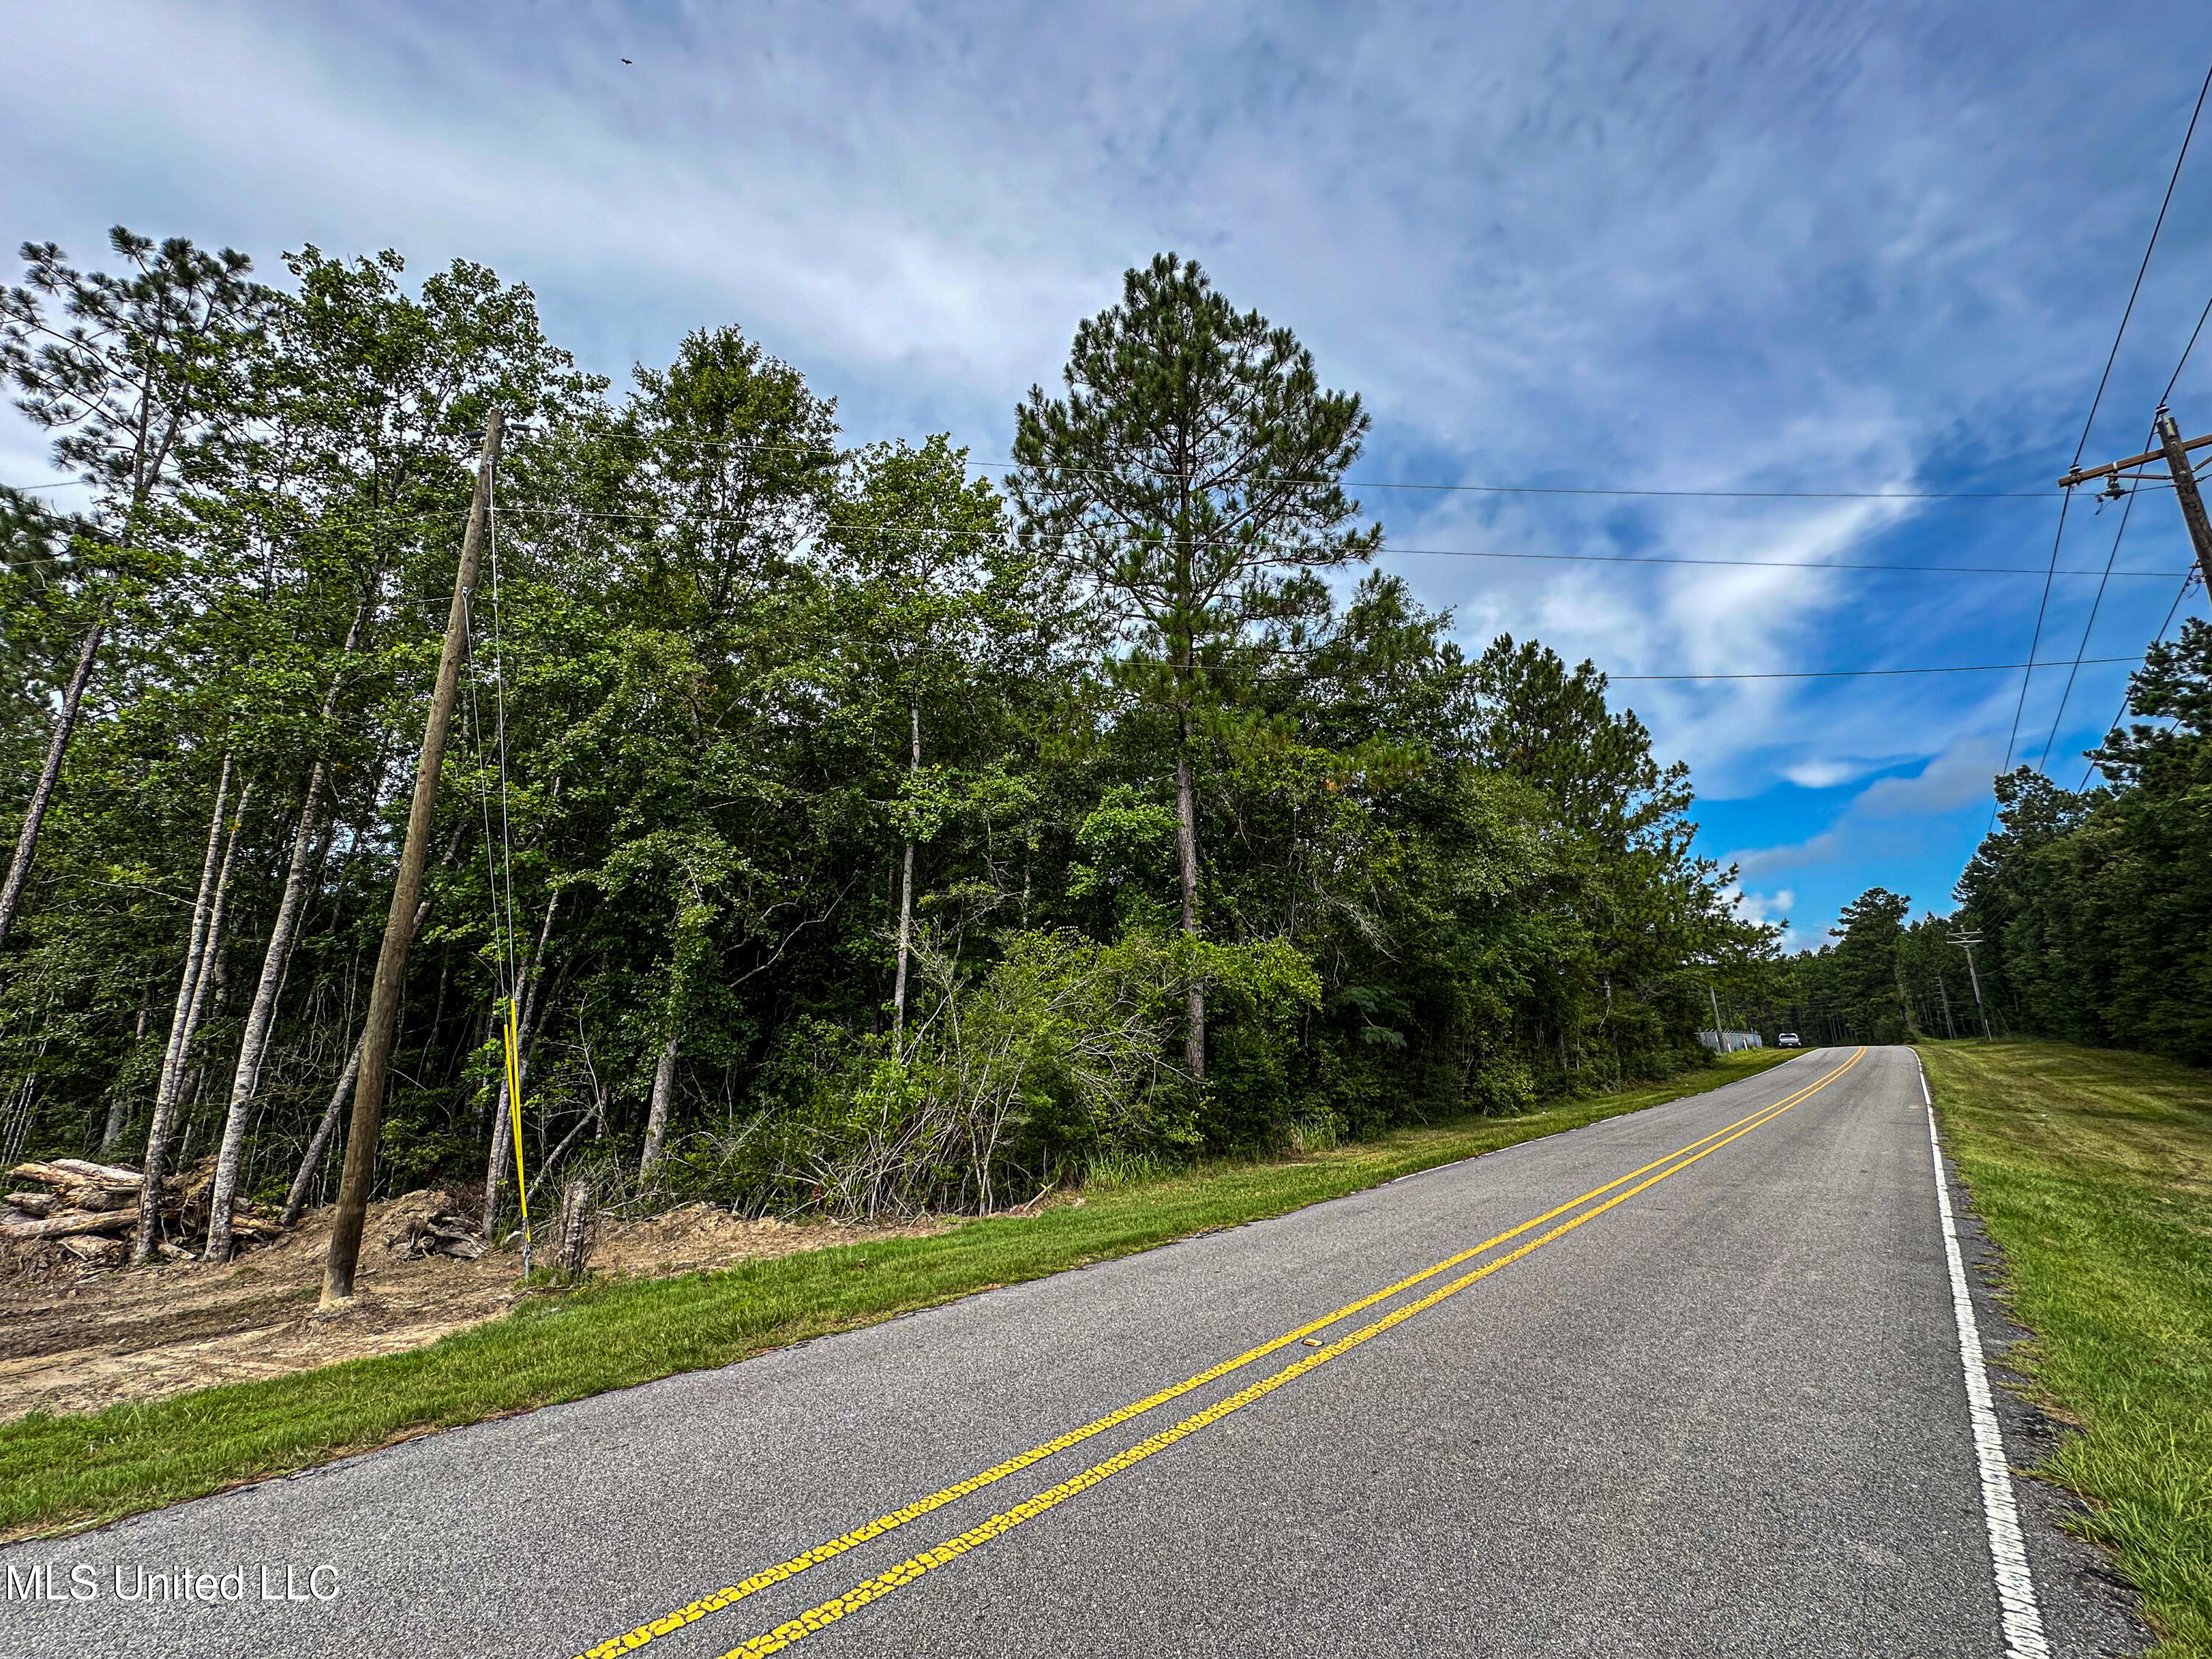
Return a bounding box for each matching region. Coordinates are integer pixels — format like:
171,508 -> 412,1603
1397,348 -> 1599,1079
385,1197 -> 487,1262
1,1158 -> 280,1265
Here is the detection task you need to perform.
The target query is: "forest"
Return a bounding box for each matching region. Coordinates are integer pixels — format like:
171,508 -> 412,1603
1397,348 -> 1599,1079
1775,617 -> 2212,1060
0,232 -> 1772,1258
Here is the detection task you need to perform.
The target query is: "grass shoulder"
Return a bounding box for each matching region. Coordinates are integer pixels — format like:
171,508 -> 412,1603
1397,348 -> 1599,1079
0,1048 -> 1788,1540
1918,1038 -> 2212,1658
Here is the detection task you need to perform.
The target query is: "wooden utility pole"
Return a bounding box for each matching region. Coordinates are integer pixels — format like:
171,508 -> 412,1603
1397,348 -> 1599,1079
2155,408 -> 2212,586
1707,984 -> 1728,1053
2059,408 -> 2212,587
322,410 -> 504,1305
1948,931 -> 1992,1042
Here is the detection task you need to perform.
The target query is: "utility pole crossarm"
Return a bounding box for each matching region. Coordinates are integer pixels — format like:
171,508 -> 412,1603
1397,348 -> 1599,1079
2062,407 -> 2212,594
2058,427 -> 2212,489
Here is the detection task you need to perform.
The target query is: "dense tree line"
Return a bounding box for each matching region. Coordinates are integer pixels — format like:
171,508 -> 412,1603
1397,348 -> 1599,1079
1774,619 -> 2212,1058
0,232 -> 1767,1248
1767,890 -> 1984,1047
1947,621 -> 2212,1062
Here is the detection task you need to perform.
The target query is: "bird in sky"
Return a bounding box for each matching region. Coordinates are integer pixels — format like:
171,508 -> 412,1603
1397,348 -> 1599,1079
621,58 -> 633,64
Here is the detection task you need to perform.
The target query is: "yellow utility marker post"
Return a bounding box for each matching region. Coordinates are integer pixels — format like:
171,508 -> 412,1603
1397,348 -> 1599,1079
504,995 -> 533,1277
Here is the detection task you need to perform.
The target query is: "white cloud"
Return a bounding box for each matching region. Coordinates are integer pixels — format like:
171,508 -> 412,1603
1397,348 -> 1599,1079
1730,887 -> 1796,926
1722,883 -> 1820,953
1783,759 -> 1868,789
4,0 -> 2205,828
1732,733 -> 2007,880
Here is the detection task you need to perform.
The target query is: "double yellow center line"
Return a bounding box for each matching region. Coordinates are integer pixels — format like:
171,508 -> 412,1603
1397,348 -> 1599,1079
577,1048 -> 1864,1659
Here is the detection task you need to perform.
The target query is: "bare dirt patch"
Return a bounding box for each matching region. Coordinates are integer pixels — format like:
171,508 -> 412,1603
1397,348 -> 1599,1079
0,1192 -> 948,1423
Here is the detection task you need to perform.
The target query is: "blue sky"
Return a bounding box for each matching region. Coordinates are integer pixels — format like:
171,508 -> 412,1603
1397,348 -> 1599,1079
7,1 -> 2212,948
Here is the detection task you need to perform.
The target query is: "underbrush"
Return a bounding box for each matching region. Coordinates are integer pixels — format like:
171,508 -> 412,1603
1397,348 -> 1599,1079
0,1048 -> 1785,1538
633,925 -> 1719,1225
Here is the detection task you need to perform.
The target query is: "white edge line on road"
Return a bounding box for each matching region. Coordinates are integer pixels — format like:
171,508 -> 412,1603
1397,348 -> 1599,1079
1917,1051 -> 2050,1659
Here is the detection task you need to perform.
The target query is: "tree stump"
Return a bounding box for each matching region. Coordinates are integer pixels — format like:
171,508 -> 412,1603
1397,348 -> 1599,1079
556,1176 -> 597,1277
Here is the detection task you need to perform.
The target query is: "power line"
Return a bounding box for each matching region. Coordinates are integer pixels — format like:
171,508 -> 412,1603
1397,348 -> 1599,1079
13,487 -> 2181,588
2075,570 -> 2198,791
1329,548 -> 2176,579
1611,656 -> 2144,682
2037,434 -> 2153,771
11,480 -> 2176,579
2165,289 -> 2212,406
2075,59 -> 2212,470
470,498 -> 2190,577
1996,58 -> 2212,804
2002,442 -> 2081,781
10,431 -> 2072,504
1266,479 -> 2047,500
551,429 -> 2058,501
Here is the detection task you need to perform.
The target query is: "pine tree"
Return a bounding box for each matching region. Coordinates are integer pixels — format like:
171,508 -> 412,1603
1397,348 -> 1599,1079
1011,254 -> 1376,1082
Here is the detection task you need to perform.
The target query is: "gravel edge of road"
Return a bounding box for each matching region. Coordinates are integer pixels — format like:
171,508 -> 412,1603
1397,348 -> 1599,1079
1931,1119 -> 2155,1658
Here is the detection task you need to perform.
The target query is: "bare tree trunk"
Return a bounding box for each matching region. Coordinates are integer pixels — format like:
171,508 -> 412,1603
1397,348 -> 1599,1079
0,608 -> 106,957
483,888 -> 559,1237
280,1034 -> 362,1228
102,978 -> 154,1152
133,759 -> 228,1227
891,701 -> 921,1054
639,1032 -> 678,1176
1174,745 -> 1205,1082
135,771 -> 251,1265
204,782 -> 322,1260
204,609 -> 367,1260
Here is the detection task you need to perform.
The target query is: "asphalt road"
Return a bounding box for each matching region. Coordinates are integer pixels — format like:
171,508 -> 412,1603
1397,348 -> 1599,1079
1,1046 -> 2150,1657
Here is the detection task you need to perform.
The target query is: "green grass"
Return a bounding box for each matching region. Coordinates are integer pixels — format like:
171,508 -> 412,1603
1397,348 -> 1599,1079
0,1050 -> 1788,1540
1919,1039 -> 2212,1658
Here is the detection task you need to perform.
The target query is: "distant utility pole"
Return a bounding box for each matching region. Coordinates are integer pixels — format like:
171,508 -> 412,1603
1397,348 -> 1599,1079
1937,972 -> 1957,1040
322,410 -> 505,1307
2060,405 -> 2212,586
1948,931 -> 1992,1041
1707,984 -> 1728,1053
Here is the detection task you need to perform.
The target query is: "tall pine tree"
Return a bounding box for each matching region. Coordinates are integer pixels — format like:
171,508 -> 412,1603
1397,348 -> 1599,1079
1010,254 -> 1376,1082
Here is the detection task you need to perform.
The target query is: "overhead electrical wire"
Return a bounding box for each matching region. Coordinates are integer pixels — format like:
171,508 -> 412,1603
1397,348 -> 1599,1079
2039,49 -> 2212,792
1611,656 -> 2146,682
321,490 -> 2170,684
2162,288 -> 2212,404
1997,56 -> 2212,801
7,448 -> 2062,503
394,497 -> 2189,578
5,470 -> 2191,688
2075,570 -> 2198,793
83,488 -> 2169,578
2072,58 -> 2212,470
2036,428 -> 2154,772
495,426 -> 2059,501
462,446 -> 533,1270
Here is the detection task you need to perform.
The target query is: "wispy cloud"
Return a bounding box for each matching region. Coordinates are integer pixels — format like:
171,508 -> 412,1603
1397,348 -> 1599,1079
4,0 -> 2209,941
1732,734 -> 2008,882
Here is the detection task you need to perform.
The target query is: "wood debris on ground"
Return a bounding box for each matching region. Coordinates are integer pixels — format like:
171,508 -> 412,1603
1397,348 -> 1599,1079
385,1200 -> 488,1262
1,1157 -> 283,1266
0,1193 -> 953,1423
